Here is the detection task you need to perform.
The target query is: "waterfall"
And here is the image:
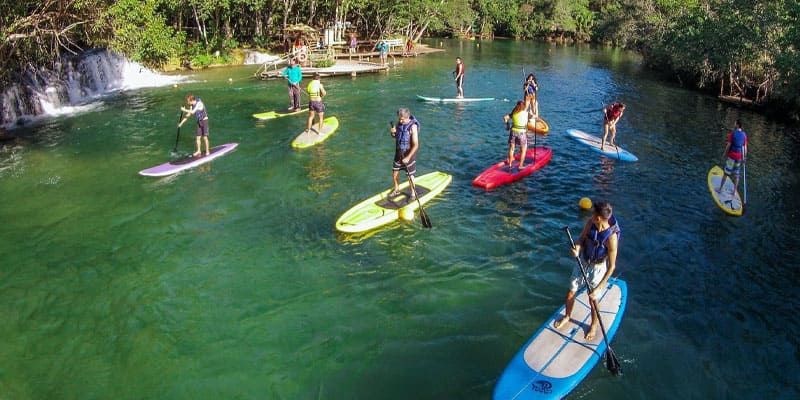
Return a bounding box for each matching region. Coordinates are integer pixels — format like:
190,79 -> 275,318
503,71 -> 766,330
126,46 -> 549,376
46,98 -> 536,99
0,49 -> 184,129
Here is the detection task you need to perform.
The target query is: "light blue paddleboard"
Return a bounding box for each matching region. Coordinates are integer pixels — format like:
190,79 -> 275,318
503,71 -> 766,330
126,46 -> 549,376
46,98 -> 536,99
416,95 -> 494,103
566,129 -> 638,162
493,278 -> 627,400
139,143 -> 239,177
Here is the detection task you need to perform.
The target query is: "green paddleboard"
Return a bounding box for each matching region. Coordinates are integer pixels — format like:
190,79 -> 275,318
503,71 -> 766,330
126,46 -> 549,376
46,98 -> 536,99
252,108 -> 308,120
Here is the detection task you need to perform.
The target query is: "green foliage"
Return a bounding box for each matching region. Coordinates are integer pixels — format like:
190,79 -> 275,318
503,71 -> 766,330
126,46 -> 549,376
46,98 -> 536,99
106,0 -> 184,67
313,59 -> 336,68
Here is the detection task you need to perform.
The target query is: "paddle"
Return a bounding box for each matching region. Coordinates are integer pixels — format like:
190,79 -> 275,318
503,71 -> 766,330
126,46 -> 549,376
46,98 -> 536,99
563,226 -> 623,376
742,152 -> 748,214
391,122 -> 432,228
172,111 -> 183,153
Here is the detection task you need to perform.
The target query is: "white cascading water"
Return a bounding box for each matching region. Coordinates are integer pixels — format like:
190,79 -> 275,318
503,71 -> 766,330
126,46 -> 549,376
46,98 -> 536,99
0,50 -> 185,128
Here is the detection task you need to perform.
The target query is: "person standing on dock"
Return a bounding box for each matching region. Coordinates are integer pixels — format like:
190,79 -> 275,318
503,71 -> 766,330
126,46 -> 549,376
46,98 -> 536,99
600,102 -> 625,152
553,201 -> 620,340
178,94 -> 211,157
375,40 -> 389,66
349,33 -> 357,55
281,58 -> 303,111
305,73 -> 327,134
454,57 -> 465,98
389,108 -> 420,197
717,119 -> 748,196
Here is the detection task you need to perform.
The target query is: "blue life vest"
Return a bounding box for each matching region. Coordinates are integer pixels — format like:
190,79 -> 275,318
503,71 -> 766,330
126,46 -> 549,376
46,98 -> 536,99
193,98 -> 208,121
396,116 -> 419,152
581,215 -> 621,264
730,128 -> 746,154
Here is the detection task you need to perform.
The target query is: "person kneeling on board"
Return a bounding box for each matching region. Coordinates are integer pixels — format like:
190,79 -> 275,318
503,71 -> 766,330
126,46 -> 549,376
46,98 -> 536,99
554,201 -> 620,340
178,94 -> 210,157
717,119 -> 748,195
389,108 -> 420,198
305,73 -> 327,134
503,101 -> 529,169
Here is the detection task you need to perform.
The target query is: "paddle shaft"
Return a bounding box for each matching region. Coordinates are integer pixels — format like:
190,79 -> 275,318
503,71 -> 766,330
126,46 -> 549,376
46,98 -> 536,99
173,111 -> 183,152
564,226 -> 622,375
742,152 -> 748,211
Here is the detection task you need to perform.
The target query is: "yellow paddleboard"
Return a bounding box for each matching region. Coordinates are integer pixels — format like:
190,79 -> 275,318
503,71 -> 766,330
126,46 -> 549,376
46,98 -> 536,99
707,165 -> 743,216
291,116 -> 339,149
335,171 -> 452,233
252,108 -> 308,120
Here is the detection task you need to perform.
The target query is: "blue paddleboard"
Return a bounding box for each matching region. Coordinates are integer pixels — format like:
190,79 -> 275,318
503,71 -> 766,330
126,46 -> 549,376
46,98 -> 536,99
494,278 -> 627,399
566,129 -> 638,162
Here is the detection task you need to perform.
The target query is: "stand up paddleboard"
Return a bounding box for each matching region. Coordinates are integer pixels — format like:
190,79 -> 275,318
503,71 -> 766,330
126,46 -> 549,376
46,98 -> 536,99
139,143 -> 239,177
252,108 -> 308,120
494,278 -> 628,400
473,147 -> 553,190
336,171 -> 452,233
416,95 -> 495,103
527,118 -> 550,135
566,129 -> 638,162
291,116 -> 339,149
707,165 -> 743,216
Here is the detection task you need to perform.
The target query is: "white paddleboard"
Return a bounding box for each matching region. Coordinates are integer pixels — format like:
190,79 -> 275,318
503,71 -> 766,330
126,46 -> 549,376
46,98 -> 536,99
416,95 -> 495,103
566,129 -> 638,162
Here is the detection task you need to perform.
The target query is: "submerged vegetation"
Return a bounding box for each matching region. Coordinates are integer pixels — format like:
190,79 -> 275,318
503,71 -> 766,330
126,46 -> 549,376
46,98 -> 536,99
1,0 -> 799,117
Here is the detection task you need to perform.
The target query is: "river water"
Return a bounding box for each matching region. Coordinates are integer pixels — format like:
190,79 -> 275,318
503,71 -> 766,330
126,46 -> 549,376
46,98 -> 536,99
1,39 -> 798,399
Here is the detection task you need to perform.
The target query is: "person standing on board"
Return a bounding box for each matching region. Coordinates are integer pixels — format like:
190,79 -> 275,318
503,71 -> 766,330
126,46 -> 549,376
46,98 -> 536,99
600,102 -> 625,152
281,58 -> 303,111
523,73 -> 539,117
503,100 -> 529,169
178,94 -> 210,157
305,72 -> 327,134
389,108 -> 420,198
454,57 -> 465,98
553,201 -> 620,340
717,119 -> 748,195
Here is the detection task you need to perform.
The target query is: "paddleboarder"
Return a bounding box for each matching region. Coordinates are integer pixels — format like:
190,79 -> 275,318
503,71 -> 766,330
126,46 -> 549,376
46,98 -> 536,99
454,57 -> 465,98
281,58 -> 303,111
600,102 -> 625,152
503,100 -> 529,169
717,119 -> 748,195
305,72 -> 327,135
523,73 -> 539,117
389,108 -> 420,198
553,201 -> 620,340
178,94 -> 210,157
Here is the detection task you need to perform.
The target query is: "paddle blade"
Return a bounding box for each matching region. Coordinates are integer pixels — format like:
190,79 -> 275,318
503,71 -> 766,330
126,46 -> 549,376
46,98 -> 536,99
605,348 -> 623,376
419,207 -> 432,228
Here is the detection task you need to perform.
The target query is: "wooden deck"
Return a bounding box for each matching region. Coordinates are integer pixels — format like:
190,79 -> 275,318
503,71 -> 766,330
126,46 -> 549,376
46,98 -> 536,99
258,60 -> 390,80
334,43 -> 444,60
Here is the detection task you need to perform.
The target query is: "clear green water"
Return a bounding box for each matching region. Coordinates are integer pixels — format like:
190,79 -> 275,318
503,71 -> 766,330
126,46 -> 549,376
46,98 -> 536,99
1,39 -> 799,399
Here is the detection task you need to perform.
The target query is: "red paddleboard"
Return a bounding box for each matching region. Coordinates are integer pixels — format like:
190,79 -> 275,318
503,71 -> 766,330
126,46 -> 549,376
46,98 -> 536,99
472,147 -> 552,190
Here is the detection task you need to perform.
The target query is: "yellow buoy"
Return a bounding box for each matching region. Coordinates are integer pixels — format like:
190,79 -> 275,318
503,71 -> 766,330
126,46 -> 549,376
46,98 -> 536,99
579,197 -> 592,210
399,207 -> 414,221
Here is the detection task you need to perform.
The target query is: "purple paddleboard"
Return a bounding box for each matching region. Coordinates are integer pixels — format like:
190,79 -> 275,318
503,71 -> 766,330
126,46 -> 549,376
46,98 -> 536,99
139,143 -> 239,177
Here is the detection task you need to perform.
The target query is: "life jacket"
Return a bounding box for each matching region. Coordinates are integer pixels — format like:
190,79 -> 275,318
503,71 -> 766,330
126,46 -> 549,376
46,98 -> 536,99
396,116 -> 419,152
729,128 -> 747,155
306,80 -> 322,100
511,110 -> 528,133
524,80 -> 537,95
581,215 -> 620,264
193,99 -> 208,121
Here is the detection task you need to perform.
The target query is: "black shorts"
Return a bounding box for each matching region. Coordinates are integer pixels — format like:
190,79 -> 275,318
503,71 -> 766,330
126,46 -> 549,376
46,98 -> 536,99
392,149 -> 417,175
310,100 -> 326,113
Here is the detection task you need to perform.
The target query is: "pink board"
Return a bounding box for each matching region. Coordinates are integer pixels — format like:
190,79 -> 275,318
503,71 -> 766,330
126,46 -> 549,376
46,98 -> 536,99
139,143 -> 238,177
472,147 -> 552,190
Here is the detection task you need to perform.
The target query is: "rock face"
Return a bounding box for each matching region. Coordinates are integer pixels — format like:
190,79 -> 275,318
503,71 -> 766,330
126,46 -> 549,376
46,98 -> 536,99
0,49 -> 183,128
